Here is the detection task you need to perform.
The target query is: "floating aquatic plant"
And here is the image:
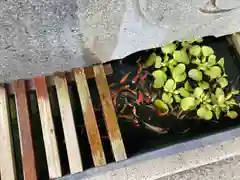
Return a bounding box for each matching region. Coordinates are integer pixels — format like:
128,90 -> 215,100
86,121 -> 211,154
144,38 -> 240,120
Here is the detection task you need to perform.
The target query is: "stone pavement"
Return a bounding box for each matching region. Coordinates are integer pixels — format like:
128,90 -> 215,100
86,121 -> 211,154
159,156 -> 240,180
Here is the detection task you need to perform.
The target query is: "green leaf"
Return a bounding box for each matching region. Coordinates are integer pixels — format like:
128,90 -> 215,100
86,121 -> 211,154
164,55 -> 169,62
172,71 -> 186,82
173,94 -> 181,103
198,63 -> 207,71
201,56 -> 207,63
202,46 -> 214,57
161,43 -> 177,54
208,55 -> 216,66
154,56 -> 162,68
179,88 -> 190,97
192,58 -> 201,65
214,107 -> 221,119
189,45 -> 201,57
168,59 -> 177,66
154,99 -> 169,112
218,77 -> 228,88
153,79 -> 164,89
181,41 -> 191,48
162,93 -> 173,104
181,97 -> 196,111
197,107 -> 213,120
232,89 -> 239,95
198,81 -> 209,89
218,58 -> 224,68
216,88 -> 224,97
188,37 -> 203,43
145,52 -> 156,67
217,95 -> 225,105
184,81 -> 193,91
152,69 -> 167,88
173,49 -> 189,64
202,93 -> 211,102
205,66 -> 222,79
203,93 -> 210,102
225,93 -> 232,100
152,70 -> 167,80
174,63 -> 186,73
164,79 -> 176,92
174,73 -> 186,82
162,66 -> 168,72
215,89 -> 224,104
193,87 -> 204,99
188,69 -> 203,81
205,103 -> 213,110
172,63 -> 187,82
211,94 -> 218,104
226,99 -> 238,106
195,38 -> 203,43
227,111 -> 238,119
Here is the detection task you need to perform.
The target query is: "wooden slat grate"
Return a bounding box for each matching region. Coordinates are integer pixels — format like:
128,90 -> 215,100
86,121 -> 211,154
0,63 -> 127,180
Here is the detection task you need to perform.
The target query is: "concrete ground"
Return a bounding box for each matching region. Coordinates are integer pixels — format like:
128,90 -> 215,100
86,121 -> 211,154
159,156 -> 240,180
59,127 -> 240,180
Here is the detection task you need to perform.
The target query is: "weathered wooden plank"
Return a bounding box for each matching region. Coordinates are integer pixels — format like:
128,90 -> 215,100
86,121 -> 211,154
7,64 -> 113,95
73,68 -> 106,166
12,80 -> 37,180
93,64 -> 127,162
54,73 -> 83,173
0,86 -> 16,180
33,76 -> 62,178
84,63 -> 113,79
228,34 -> 240,54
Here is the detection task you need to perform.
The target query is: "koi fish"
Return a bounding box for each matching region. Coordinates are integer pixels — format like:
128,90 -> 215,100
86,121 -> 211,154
120,72 -> 131,84
132,74 -> 140,83
143,122 -> 169,134
136,91 -> 143,105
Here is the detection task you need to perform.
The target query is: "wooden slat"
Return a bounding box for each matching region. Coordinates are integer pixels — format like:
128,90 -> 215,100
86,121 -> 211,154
73,68 -> 106,166
12,80 -> 37,180
228,34 -> 240,54
84,63 -> 113,79
54,73 -> 83,173
0,86 -> 16,180
33,76 -> 62,178
93,64 -> 127,162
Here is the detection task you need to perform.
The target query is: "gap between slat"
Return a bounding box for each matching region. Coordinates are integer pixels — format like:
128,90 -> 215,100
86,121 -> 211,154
54,73 -> 83,173
13,80 -> 37,180
0,86 -> 16,180
73,68 -> 106,167
33,76 -> 62,178
93,64 -> 127,162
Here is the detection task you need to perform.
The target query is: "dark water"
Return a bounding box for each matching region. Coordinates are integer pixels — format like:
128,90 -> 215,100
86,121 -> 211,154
102,36 -> 240,157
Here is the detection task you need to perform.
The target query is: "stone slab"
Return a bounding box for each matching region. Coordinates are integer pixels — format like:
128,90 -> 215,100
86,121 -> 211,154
1,0 -> 240,82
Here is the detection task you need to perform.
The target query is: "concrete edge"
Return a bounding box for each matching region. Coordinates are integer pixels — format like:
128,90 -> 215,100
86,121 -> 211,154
57,126 -> 240,180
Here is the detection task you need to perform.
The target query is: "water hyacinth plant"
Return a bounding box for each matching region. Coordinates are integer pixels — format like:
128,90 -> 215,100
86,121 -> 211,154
144,38 -> 240,120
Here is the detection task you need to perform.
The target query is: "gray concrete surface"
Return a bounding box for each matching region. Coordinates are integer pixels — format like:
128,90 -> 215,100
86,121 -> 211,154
1,0 -> 240,82
58,127 -> 240,180
159,156 -> 240,180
